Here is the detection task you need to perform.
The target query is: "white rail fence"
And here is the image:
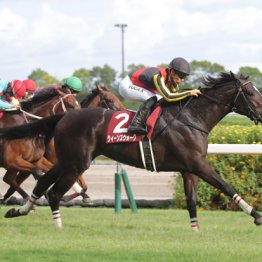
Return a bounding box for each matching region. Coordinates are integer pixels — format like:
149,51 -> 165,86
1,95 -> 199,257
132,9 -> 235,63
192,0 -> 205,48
207,144 -> 262,154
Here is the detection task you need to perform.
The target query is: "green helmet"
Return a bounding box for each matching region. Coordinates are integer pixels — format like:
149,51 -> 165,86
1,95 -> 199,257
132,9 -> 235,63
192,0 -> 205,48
65,76 -> 82,92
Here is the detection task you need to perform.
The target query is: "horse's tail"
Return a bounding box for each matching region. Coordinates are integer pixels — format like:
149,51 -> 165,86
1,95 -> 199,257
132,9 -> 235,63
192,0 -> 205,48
0,113 -> 65,141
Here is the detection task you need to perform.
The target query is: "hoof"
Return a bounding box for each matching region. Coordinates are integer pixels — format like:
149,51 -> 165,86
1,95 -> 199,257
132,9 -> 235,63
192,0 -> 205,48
4,208 -> 21,218
61,195 -> 74,202
254,217 -> 262,226
82,197 -> 93,204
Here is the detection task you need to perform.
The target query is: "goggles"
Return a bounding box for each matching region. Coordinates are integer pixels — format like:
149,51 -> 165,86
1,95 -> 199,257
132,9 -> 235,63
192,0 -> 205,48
171,70 -> 188,80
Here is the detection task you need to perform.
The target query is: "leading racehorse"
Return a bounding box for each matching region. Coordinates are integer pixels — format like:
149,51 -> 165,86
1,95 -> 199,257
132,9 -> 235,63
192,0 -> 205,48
2,72 -> 262,229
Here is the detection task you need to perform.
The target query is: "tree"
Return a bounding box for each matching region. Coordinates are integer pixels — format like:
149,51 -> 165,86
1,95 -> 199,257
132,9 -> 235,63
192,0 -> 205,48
90,64 -> 117,88
187,60 -> 225,88
72,68 -> 91,91
28,68 -> 59,87
238,66 -> 262,92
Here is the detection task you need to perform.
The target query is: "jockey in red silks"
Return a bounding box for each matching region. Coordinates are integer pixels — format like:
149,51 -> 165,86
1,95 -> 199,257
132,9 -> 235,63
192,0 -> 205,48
23,79 -> 37,100
118,57 -> 201,135
0,79 -> 26,110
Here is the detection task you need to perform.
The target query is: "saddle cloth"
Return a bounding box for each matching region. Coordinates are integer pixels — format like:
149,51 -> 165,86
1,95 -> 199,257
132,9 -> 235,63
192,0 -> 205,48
106,105 -> 161,144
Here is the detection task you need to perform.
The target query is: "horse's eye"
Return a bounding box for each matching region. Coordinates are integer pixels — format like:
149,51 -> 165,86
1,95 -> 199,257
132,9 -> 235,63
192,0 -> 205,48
107,99 -> 114,103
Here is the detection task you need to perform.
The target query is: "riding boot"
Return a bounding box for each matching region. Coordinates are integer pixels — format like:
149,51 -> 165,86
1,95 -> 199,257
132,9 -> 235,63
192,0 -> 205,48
128,96 -> 158,135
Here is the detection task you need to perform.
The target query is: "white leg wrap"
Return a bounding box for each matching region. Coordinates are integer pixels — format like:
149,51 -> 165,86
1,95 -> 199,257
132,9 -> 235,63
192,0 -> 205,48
52,210 -> 62,228
71,182 -> 82,194
233,194 -> 253,214
190,217 -> 199,232
19,198 -> 35,215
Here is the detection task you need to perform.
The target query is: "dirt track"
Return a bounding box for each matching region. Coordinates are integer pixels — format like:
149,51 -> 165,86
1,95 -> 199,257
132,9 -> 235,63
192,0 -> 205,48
0,163 -> 175,201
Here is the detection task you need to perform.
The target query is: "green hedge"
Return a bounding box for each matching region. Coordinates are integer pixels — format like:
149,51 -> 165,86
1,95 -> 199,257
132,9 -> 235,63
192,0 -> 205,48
174,118 -> 262,211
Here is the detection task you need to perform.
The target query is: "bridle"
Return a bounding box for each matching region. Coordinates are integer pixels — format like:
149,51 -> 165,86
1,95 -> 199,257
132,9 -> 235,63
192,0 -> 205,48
201,80 -> 262,124
19,94 -> 78,122
52,94 -> 78,114
98,92 -> 119,110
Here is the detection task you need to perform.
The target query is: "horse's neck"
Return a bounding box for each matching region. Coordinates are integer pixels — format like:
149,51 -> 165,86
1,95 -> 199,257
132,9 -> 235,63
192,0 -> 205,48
166,89 -> 232,133
82,96 -> 100,108
29,98 -> 59,117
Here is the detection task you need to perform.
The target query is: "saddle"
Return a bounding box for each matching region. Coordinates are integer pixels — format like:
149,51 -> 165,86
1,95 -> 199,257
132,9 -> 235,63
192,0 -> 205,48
106,105 -> 162,172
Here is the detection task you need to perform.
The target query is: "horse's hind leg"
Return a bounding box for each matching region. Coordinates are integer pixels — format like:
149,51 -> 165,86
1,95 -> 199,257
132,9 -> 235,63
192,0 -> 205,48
3,170 -> 29,200
34,156 -> 54,173
194,159 -> 262,226
181,172 -> 199,231
62,175 -> 91,203
47,170 -> 81,228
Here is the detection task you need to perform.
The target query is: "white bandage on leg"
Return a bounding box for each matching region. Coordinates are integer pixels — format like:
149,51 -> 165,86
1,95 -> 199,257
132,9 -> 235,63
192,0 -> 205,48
233,194 -> 253,214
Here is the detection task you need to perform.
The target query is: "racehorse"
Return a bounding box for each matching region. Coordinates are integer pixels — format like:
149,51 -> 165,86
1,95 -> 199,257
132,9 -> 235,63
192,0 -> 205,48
2,85 -> 125,202
2,72 -> 262,229
0,88 -> 81,200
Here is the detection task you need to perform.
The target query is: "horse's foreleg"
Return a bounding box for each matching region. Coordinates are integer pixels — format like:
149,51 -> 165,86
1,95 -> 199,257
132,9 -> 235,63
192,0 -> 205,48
194,160 -> 262,226
48,171 -> 80,228
3,171 -> 31,200
34,157 -> 54,173
5,165 -> 62,219
182,172 -> 199,231
3,170 -> 29,200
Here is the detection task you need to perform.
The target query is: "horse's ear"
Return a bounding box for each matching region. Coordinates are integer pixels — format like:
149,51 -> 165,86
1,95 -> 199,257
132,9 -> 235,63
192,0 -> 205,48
230,71 -> 236,79
56,88 -> 65,96
101,85 -> 109,91
97,86 -> 104,93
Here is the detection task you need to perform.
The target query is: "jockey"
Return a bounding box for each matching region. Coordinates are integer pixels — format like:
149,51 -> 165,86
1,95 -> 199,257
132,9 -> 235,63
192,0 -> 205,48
23,79 -> 37,100
118,57 -> 202,135
61,76 -> 83,94
0,79 -> 26,110
35,76 -> 83,96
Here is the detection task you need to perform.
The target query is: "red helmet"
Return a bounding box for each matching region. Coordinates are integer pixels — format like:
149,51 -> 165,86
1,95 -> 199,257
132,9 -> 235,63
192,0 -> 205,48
23,79 -> 36,93
11,80 -> 26,99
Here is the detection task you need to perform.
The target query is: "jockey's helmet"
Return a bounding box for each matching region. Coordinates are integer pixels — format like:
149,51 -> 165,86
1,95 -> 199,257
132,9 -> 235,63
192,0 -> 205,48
23,79 -> 36,94
64,76 -> 82,93
11,80 -> 26,99
168,57 -> 190,78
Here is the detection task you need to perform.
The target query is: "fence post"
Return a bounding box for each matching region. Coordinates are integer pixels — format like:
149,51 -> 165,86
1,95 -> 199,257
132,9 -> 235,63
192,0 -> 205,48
121,170 -> 138,213
114,163 -> 138,213
115,172 -> 122,213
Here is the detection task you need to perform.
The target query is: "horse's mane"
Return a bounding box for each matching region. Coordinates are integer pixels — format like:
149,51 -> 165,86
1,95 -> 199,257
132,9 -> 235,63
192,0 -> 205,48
21,87 -> 60,110
201,72 -> 248,88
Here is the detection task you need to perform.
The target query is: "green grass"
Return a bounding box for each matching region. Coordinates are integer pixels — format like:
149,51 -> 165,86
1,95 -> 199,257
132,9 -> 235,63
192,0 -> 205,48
218,114 -> 254,126
0,207 -> 261,261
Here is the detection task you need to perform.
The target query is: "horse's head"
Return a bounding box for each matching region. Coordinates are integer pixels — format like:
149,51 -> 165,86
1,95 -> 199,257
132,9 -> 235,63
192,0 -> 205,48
52,89 -> 81,114
96,86 -> 126,110
230,72 -> 262,124
81,85 -> 126,111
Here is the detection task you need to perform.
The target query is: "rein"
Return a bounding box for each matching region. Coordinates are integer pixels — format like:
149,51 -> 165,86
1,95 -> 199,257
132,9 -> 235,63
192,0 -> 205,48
18,94 -> 74,123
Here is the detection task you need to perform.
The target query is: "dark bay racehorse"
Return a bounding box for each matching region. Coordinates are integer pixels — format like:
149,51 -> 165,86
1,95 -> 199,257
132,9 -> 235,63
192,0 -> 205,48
0,88 -> 80,200
60,85 -> 125,202
3,72 -> 262,229
2,85 -> 125,202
